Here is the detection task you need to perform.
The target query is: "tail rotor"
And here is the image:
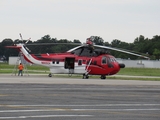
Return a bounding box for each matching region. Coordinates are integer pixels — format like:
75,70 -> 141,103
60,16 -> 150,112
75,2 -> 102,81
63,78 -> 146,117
19,33 -> 31,52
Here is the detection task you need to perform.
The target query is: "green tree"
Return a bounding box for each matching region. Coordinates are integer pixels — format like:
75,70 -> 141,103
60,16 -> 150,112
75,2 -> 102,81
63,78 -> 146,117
1,34 -> 160,60
73,39 -> 81,43
90,36 -> 104,45
1,39 -> 18,60
153,48 -> 160,60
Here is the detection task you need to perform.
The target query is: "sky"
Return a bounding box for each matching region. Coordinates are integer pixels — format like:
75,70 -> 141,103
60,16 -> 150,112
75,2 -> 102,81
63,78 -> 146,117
0,0 -> 160,43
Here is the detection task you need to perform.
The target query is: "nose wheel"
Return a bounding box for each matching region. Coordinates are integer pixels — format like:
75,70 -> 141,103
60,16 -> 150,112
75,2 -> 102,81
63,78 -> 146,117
48,73 -> 52,77
100,75 -> 106,79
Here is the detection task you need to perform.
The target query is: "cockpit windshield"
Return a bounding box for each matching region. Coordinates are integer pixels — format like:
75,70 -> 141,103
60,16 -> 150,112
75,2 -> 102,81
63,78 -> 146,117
110,57 -> 117,62
102,56 -> 116,64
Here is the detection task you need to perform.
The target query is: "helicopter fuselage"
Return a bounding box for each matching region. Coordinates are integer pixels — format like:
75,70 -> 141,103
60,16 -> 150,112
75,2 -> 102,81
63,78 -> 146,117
6,43 -> 125,79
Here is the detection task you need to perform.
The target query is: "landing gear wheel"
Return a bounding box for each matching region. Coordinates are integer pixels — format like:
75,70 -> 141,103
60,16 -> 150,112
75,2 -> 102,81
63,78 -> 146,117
100,75 -> 106,79
68,73 -> 72,77
83,74 -> 89,79
48,73 -> 52,77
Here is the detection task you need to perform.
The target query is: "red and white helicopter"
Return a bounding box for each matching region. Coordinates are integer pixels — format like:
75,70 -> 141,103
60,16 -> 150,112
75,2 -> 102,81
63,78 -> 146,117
6,36 -> 149,79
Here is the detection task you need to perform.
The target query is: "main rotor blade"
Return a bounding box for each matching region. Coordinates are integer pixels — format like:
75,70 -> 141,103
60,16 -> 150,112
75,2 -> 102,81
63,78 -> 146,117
94,45 -> 149,59
26,43 -> 82,46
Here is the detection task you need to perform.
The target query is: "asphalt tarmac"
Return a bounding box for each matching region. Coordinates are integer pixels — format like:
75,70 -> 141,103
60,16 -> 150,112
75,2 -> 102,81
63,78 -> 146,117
0,75 -> 160,120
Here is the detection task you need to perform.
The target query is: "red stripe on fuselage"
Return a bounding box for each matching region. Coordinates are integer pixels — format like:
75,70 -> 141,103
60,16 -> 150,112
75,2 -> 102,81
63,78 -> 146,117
31,53 -> 75,62
23,54 -> 33,64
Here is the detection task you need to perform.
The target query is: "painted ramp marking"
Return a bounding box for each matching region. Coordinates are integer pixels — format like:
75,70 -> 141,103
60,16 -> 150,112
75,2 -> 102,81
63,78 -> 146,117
1,104 -> 160,119
0,115 -> 92,119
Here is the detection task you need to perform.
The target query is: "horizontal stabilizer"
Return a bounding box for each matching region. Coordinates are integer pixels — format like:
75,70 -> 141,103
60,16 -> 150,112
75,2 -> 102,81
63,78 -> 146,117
5,46 -> 22,49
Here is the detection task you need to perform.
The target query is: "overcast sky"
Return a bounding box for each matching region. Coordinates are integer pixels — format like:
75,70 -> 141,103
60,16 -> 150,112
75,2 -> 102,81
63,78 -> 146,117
0,0 -> 160,43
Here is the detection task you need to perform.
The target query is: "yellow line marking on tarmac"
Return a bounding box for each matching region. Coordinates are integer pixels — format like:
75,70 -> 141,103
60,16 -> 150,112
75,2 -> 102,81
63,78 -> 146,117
0,94 -> 8,96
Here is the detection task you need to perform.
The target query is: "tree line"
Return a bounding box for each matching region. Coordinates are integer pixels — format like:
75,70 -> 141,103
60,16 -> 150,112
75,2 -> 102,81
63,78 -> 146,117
0,35 -> 160,61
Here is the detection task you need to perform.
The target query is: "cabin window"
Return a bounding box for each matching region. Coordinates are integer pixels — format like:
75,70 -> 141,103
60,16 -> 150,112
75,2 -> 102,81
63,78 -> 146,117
52,61 -> 55,64
78,59 -> 82,65
102,56 -> 107,64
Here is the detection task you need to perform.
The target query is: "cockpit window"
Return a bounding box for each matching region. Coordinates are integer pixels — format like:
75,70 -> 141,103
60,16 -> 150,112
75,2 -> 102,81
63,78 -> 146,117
102,56 -> 117,64
110,57 -> 116,62
102,56 -> 107,64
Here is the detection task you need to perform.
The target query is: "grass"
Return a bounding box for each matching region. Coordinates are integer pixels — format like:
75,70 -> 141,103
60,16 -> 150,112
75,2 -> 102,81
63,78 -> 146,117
107,76 -> 160,81
0,63 -> 49,74
0,63 -> 49,70
117,67 -> 160,76
1,63 -> 160,80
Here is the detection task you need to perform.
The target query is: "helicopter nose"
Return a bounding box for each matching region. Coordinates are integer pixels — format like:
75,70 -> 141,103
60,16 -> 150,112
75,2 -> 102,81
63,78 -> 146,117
119,63 -> 125,68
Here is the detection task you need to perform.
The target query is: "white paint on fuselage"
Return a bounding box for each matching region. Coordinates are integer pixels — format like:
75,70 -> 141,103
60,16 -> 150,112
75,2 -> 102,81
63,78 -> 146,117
50,62 -> 86,74
18,44 -> 86,74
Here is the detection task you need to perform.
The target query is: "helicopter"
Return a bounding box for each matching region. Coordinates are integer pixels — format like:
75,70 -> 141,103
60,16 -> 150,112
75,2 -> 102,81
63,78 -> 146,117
6,36 -> 149,79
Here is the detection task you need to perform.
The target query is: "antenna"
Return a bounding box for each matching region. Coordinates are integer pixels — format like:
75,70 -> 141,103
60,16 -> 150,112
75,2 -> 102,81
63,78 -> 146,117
19,33 -> 23,40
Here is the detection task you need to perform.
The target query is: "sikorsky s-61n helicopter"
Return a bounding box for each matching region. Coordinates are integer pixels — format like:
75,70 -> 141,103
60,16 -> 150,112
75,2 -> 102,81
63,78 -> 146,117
6,36 -> 149,79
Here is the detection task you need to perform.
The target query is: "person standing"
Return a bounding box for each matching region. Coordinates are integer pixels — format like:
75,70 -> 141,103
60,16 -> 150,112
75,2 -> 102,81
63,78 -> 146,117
18,63 -> 24,76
